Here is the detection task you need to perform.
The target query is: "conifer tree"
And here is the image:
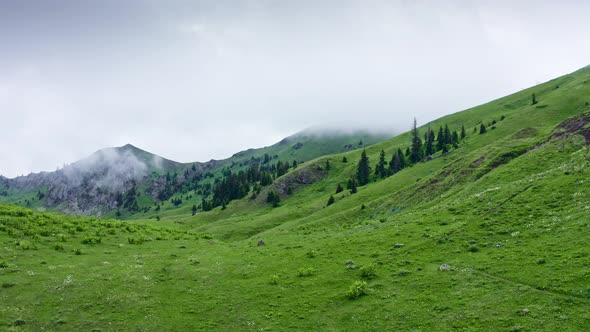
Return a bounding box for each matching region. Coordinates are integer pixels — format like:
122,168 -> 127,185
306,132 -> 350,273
327,195 -> 335,206
347,177 -> 358,194
325,159 -> 331,171
191,204 -> 197,216
335,183 -> 344,194
410,118 -> 424,163
436,126 -> 445,151
342,156 -> 348,163
375,150 -> 387,179
460,124 -> 466,139
356,150 -> 371,186
480,123 -> 487,134
452,131 -> 459,147
425,127 -> 434,156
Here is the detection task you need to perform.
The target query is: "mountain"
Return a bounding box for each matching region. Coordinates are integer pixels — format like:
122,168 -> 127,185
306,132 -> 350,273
2,66 -> 590,330
0,130 -> 392,216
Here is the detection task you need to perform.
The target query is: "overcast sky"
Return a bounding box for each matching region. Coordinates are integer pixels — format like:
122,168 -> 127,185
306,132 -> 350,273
1,0 -> 589,177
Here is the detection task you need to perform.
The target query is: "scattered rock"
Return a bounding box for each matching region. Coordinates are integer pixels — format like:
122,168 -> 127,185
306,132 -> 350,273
257,240 -> 265,246
439,264 -> 451,271
393,243 -> 404,248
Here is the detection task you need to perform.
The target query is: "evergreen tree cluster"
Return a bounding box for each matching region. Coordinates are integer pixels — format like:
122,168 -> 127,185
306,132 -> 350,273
342,119 -> 467,195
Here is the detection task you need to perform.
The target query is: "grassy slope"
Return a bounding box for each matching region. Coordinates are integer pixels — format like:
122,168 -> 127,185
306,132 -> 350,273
1,67 -> 590,331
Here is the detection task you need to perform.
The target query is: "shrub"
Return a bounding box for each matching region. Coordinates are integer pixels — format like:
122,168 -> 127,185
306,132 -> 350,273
306,250 -> 317,258
269,274 -> 280,285
54,243 -> 65,251
1,281 -> 15,288
360,264 -> 377,280
345,260 -> 357,270
73,248 -> 82,255
297,267 -> 315,277
398,269 -> 410,276
0,261 -> 8,268
16,240 -> 31,250
81,236 -> 101,245
346,280 -> 368,299
128,237 -> 145,245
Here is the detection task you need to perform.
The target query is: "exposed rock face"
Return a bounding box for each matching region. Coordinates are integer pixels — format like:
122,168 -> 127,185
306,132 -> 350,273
554,111 -> 590,144
2,145 -> 184,216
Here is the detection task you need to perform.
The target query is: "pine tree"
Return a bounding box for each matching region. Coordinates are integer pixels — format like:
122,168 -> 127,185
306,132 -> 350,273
452,131 -> 459,147
335,183 -> 344,193
375,150 -> 387,179
342,156 -> 348,163
532,93 -> 538,105
327,195 -> 335,206
460,124 -> 466,139
191,204 -> 197,216
356,150 -> 370,186
444,124 -> 451,145
436,126 -> 445,151
325,159 -> 331,171
410,118 -> 423,163
425,127 -> 434,156
347,177 -> 358,194
480,123 -> 487,134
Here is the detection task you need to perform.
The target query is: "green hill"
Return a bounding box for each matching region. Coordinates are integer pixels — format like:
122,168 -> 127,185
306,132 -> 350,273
1,66 -> 590,330
0,130 -> 391,217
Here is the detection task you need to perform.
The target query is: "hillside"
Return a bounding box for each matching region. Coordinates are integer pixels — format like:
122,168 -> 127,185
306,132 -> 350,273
1,66 -> 590,330
0,130 -> 391,217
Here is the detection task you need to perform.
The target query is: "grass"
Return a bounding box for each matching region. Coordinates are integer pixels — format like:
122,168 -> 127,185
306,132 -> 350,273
1,65 -> 590,330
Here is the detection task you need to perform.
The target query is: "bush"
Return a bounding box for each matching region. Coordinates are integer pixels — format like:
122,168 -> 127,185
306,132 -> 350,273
269,274 -> 280,285
297,267 -> 315,277
346,280 -> 368,299
398,269 -> 410,276
345,260 -> 357,270
360,264 -> 377,279
81,236 -> 101,245
128,236 -> 145,245
0,261 -> 8,268
54,243 -> 65,251
73,248 -> 82,255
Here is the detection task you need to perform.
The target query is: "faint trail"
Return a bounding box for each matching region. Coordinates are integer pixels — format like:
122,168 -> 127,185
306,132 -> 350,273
469,268 -> 590,301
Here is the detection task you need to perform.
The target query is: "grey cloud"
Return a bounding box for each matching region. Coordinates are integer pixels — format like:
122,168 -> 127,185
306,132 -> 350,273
1,1 -> 589,177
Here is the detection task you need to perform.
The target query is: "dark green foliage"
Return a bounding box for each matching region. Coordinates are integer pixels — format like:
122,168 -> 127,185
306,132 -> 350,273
424,127 -> 435,156
461,124 -> 466,139
532,93 -> 538,105
347,177 -> 358,194
342,156 -> 348,163
374,150 -> 387,179
410,118 -> 423,163
356,150 -> 370,186
389,148 -> 406,174
267,191 -> 280,207
480,123 -> 487,134
191,205 -> 197,216
325,159 -> 331,171
335,183 -> 344,194
327,195 -> 335,206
